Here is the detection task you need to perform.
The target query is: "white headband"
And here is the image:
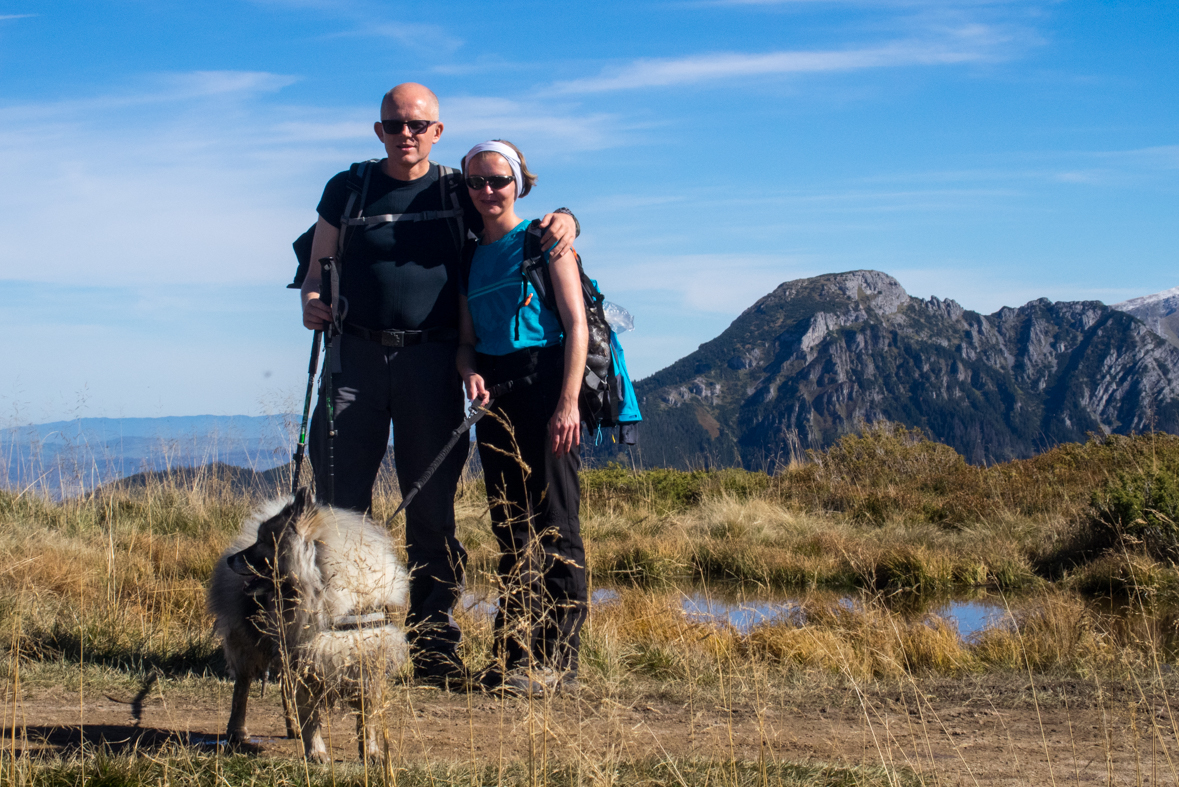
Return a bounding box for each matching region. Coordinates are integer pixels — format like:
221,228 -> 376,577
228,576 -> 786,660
463,140 -> 525,198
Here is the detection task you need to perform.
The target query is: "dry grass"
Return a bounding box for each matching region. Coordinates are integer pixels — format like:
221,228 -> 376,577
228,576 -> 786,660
0,426 -> 1178,784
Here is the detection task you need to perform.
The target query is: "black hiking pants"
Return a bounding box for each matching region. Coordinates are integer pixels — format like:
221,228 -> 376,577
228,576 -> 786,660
309,335 -> 468,669
475,345 -> 587,677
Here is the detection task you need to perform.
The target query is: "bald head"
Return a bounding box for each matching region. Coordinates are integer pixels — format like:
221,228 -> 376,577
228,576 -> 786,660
381,83 -> 439,121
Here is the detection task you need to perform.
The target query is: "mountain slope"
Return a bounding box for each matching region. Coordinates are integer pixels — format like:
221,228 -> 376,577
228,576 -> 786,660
1114,286 -> 1179,350
634,271 -> 1179,468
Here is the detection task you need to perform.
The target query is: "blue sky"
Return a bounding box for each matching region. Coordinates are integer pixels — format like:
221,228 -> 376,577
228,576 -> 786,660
1,0 -> 1176,422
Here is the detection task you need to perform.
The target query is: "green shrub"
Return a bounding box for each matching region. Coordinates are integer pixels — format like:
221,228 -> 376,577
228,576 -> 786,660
1091,470 -> 1179,561
582,463 -> 771,511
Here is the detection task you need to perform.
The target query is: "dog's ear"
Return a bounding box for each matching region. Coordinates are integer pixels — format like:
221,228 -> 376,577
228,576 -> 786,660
292,486 -> 312,518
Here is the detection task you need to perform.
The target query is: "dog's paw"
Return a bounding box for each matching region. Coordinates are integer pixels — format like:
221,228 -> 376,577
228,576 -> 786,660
223,732 -> 263,755
305,737 -> 330,763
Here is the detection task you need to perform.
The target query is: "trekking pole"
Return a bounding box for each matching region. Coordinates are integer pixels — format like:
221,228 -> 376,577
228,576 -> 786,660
290,329 -> 322,496
389,399 -> 494,521
319,257 -> 338,505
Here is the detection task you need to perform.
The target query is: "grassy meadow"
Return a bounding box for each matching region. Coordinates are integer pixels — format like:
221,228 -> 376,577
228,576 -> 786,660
1,424 -> 1178,785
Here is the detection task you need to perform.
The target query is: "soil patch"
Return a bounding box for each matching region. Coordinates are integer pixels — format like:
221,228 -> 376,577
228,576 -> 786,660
4,681 -> 1175,785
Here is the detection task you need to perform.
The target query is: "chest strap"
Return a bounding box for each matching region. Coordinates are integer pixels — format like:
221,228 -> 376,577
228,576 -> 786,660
341,209 -> 463,227
342,323 -> 458,348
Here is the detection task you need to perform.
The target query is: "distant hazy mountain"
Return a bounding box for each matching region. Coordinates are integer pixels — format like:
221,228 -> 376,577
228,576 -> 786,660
630,271 -> 1179,469
1113,286 -> 1179,350
1,414 -> 297,496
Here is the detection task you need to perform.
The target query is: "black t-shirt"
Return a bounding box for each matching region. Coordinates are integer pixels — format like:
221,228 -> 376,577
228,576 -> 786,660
316,162 -> 482,331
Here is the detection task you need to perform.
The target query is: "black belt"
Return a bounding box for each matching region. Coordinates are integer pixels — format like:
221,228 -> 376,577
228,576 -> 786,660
342,323 -> 458,348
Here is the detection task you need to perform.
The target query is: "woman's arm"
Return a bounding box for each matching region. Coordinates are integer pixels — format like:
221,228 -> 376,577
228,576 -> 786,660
457,294 -> 489,406
548,248 -> 589,457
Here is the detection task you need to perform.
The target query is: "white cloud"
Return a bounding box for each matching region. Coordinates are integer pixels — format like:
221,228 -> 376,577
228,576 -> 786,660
0,14 -> 35,20
436,96 -> 632,154
551,35 -> 1005,94
710,0 -> 1022,6
0,73 -> 648,288
330,22 -> 463,53
159,70 -> 300,98
597,253 -> 816,313
854,145 -> 1179,190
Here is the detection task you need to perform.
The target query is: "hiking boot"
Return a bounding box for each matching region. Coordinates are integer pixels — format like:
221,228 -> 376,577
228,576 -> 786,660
478,667 -> 546,698
538,667 -> 580,696
554,674 -> 581,696
413,653 -> 471,691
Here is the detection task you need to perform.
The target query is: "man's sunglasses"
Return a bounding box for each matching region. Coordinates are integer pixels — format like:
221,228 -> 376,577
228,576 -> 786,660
380,119 -> 437,135
465,175 -> 515,191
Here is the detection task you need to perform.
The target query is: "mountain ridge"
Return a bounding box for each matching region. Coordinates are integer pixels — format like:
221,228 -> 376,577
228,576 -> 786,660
630,271 -> 1179,469
1113,286 -> 1179,350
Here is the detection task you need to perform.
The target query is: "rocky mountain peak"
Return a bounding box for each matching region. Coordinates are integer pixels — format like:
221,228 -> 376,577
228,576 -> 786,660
627,271 -> 1179,469
1113,285 -> 1179,350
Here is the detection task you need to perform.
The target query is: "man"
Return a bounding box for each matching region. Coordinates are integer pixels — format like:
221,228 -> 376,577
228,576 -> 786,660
300,83 -> 578,688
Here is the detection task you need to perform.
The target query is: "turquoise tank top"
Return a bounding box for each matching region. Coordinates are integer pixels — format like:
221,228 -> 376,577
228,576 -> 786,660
463,220 -> 563,356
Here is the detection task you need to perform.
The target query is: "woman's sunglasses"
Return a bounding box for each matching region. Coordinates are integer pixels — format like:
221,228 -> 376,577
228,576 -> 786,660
465,175 -> 516,191
380,119 -> 436,135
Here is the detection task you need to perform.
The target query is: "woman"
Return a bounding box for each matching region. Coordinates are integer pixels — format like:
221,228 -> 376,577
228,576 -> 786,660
456,140 -> 588,696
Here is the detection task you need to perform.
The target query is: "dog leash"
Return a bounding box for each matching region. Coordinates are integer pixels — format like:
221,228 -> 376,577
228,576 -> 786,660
389,374 -> 538,521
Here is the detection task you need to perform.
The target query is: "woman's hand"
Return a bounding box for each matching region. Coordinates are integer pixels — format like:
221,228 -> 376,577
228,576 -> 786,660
464,373 -> 490,407
549,395 -> 581,457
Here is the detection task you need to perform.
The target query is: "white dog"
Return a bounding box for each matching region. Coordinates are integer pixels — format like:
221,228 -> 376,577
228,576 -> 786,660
207,489 -> 408,761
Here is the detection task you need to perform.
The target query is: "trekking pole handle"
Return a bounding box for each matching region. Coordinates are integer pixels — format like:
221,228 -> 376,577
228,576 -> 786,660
319,256 -> 335,335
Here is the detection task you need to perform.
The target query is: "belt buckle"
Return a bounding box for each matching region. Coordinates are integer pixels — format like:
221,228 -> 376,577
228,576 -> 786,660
381,331 -> 404,348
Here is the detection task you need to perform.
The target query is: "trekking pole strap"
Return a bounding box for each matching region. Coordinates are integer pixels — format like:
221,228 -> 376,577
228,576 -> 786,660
486,373 -> 538,399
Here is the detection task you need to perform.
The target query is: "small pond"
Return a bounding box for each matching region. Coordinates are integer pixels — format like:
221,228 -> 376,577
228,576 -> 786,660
461,586 -> 1176,644
461,587 -> 1010,640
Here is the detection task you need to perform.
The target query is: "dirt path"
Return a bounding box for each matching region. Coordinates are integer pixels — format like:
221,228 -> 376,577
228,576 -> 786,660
4,683 -> 1176,785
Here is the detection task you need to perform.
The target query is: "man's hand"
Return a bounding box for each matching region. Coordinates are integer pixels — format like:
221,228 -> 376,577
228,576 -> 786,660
538,212 -> 577,260
302,293 -> 333,330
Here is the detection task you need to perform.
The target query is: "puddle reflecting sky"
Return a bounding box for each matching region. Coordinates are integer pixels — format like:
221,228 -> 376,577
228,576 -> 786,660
460,586 -> 1110,642
679,592 -> 1010,638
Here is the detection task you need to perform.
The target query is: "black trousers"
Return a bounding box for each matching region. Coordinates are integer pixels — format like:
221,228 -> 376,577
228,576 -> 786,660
475,345 -> 587,675
309,335 -> 468,666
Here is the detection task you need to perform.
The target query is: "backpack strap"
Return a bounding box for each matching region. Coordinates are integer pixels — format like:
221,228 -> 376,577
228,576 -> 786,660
336,164 -> 466,246
522,219 -> 603,326
437,164 -> 466,253
460,237 -> 478,293
521,220 -> 557,316
285,159 -> 375,289
337,159 -> 378,261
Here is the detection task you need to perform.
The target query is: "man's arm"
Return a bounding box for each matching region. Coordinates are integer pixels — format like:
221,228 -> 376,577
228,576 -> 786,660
300,216 -> 338,330
538,209 -> 578,259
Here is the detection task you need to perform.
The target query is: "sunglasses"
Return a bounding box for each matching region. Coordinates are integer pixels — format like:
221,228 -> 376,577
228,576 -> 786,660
465,175 -> 515,191
380,118 -> 436,135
